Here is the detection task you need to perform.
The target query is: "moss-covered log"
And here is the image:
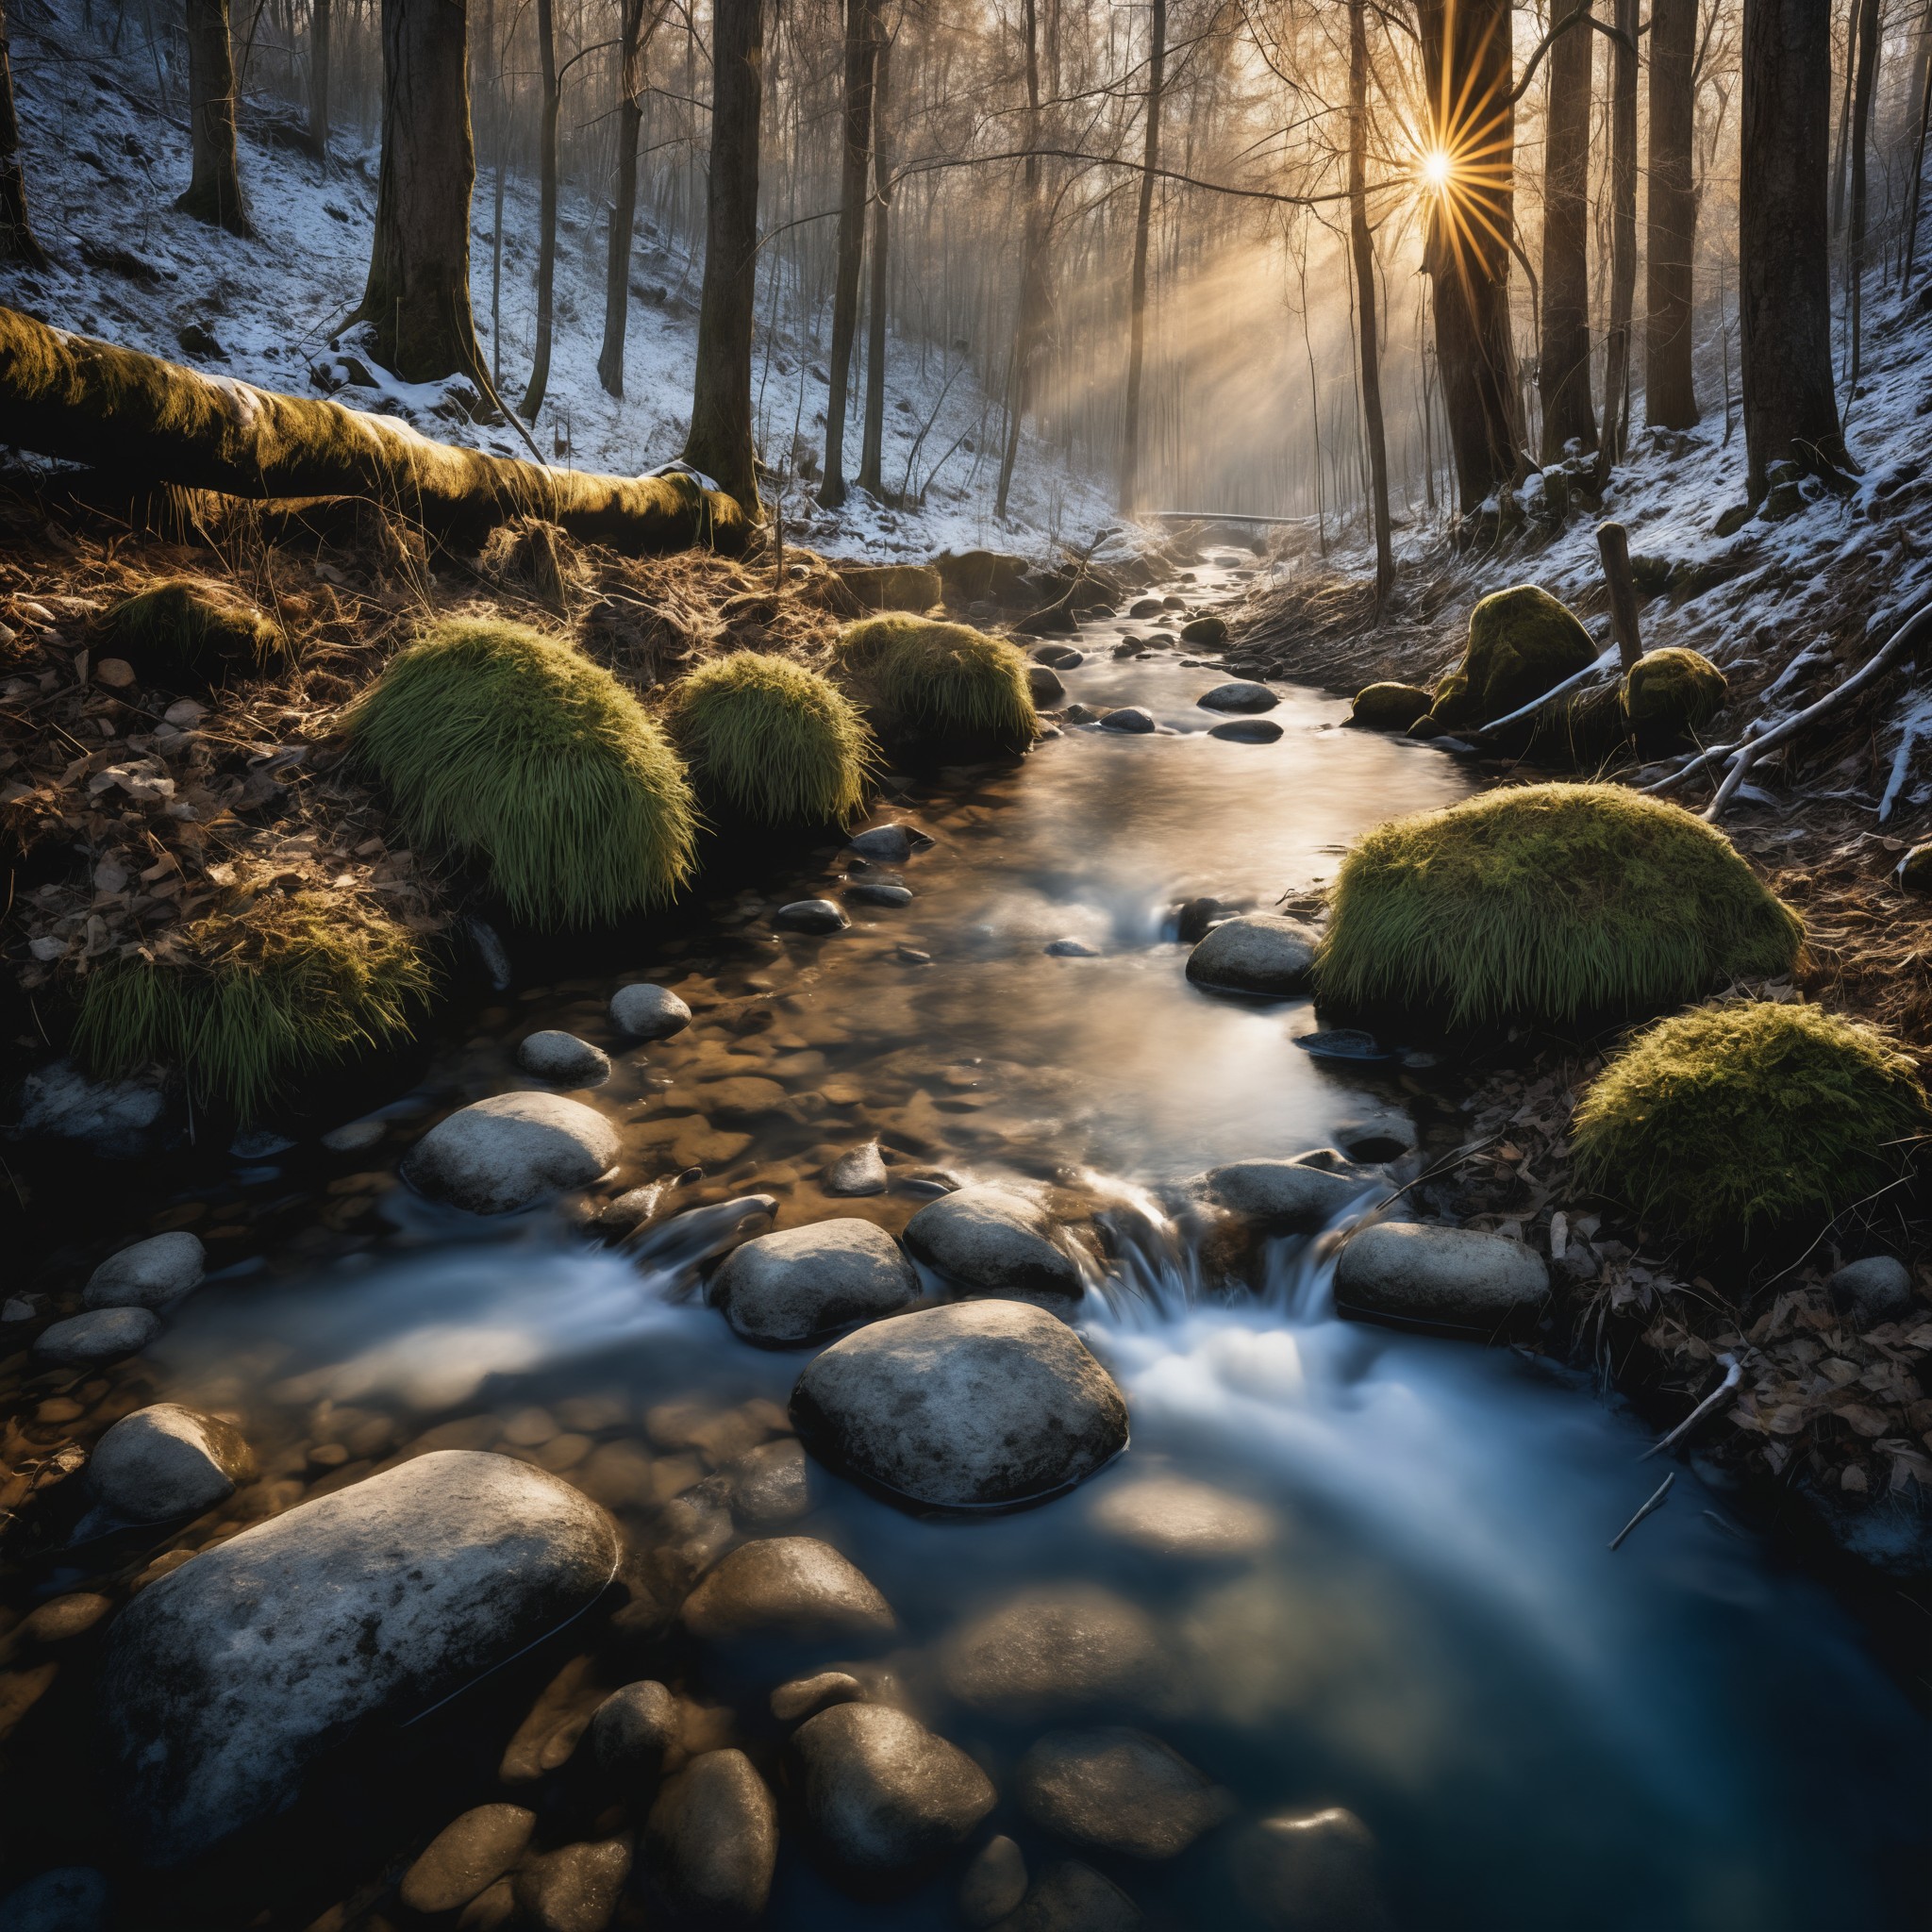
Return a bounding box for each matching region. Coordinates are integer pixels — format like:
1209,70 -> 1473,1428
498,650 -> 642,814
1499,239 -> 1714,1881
0,304 -> 748,552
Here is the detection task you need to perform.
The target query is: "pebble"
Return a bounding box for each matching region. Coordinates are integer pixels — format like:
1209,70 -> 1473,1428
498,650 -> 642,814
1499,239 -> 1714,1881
319,1118 -> 386,1153
589,1679 -> 679,1775
1208,718 -> 1283,742
775,898 -> 850,934
771,1671 -> 865,1723
1017,1728 -> 1229,1858
824,1141 -> 890,1196
679,1536 -> 896,1643
610,982 -> 691,1040
644,1749 -> 777,1924
726,1438 -> 812,1523
400,1805 -> 536,1915
33,1307 -> 158,1368
1099,707 -> 1157,734
82,1231 -> 205,1311
1184,913 -> 1319,997
960,1836 -> 1029,1927
994,1859 -> 1142,1930
845,881 -> 913,908
517,1031 -> 612,1087
1202,1156 -> 1374,1232
1043,938 -> 1099,957
1031,643 -> 1084,669
21,1594 -> 113,1643
1028,665 -> 1067,706
941,1586 -> 1167,1714
849,823 -> 932,861
902,1184 -> 1082,1299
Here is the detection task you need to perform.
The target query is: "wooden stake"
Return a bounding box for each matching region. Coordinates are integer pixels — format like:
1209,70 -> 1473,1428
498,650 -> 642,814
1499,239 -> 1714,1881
1596,519 -> 1643,671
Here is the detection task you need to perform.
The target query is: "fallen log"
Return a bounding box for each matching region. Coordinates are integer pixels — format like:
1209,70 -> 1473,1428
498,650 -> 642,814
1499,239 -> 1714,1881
0,303 -> 749,553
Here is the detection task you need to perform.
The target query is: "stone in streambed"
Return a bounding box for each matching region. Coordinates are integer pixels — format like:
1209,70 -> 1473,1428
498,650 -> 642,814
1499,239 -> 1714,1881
588,1680 -> 678,1775
1129,599 -> 1164,619
1018,1728 -> 1229,1859
792,1703 -> 995,1876
1348,682 -> 1433,732
941,1586 -> 1166,1715
1099,707 -> 1157,734
1208,717 -> 1283,742
1032,643 -> 1084,669
1196,680 -> 1275,714
727,1438 -> 813,1523
1334,1223 -> 1548,1328
793,1301 -> 1126,1510
1028,664 -> 1067,707
400,1805 -> 536,1915
404,1092 -> 620,1214
1225,1807 -> 1394,1932
513,1837 -> 632,1932
516,1031 -> 611,1087
902,1185 -> 1080,1299
1089,1474 -> 1275,1561
849,823 -> 933,861
825,1141 -> 890,1196
1202,1154 -> 1374,1232
645,1749 -> 777,1924
610,982 -> 691,1040
710,1219 -> 918,1346
1044,939 -> 1099,958
776,898 -> 850,934
1184,913 -> 1318,996
992,1860 -> 1142,1931
772,1671 -> 865,1723
97,1452 -> 617,1865
82,1231 -> 204,1310
33,1307 -> 158,1368
1181,615 -> 1230,645
679,1536 -> 895,1643
846,881 -> 913,908
86,1403 -> 255,1524
960,1837 -> 1029,1928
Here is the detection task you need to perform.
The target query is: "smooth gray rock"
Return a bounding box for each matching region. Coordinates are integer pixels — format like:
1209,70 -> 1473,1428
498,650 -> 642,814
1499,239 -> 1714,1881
513,1837 -> 632,1932
1099,707 -> 1157,734
825,1142 -> 890,1196
1208,718 -> 1283,743
941,1587 -> 1166,1715
1018,1729 -> 1228,1859
1196,680 -> 1276,714
772,1672 -> 865,1723
97,1452 -> 618,1865
645,1749 -> 777,1924
400,1805 -> 536,1915
517,1031 -> 611,1087
589,1681 -> 678,1775
1226,1807 -> 1393,1932
87,1404 -> 254,1524
610,983 -> 691,1040
679,1536 -> 895,1643
1185,914 -> 1319,996
791,1301 -> 1127,1509
791,1702 -> 996,1875
33,1307 -> 158,1368
846,882 -> 913,908
0,1868 -> 110,1932
1028,665 -> 1067,707
1043,939 -> 1099,958
902,1186 -> 1081,1300
82,1231 -> 205,1311
849,823 -> 931,861
991,1860 -> 1142,1931
14,1058 -> 167,1158
710,1219 -> 919,1346
404,1092 -> 620,1214
1031,644 -> 1084,670
1828,1255 -> 1916,1326
776,898 -> 850,934
960,1837 -> 1028,1928
1335,1223 -> 1548,1328
727,1438 -> 812,1523
1201,1157 -> 1374,1232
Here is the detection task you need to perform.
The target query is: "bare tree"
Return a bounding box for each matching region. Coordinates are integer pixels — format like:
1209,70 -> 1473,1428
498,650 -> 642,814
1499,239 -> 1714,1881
0,0 -> 46,267
1843,0 -> 1881,401
1645,0 -> 1699,428
1596,0 -> 1638,474
995,0 -> 1048,519
822,0 -> 881,506
1348,0 -> 1391,597
519,0 -> 560,419
1118,0 -> 1164,512
308,0 -> 332,157
598,0 -> 663,397
178,0 -> 250,234
1539,0 -> 1596,458
858,27 -> 893,496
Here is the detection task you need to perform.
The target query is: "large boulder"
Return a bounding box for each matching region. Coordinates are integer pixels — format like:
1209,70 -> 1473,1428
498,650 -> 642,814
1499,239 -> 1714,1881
1184,915 -> 1318,997
940,1587 -> 1167,1715
1017,1728 -> 1228,1859
644,1749 -> 777,1924
709,1220 -> 919,1346
901,1187 -> 1081,1300
1428,584 -> 1595,729
97,1453 -> 618,1865
404,1092 -> 620,1213
1200,1156 -> 1374,1232
791,1301 -> 1127,1509
791,1703 -> 996,1876
1334,1223 -> 1548,1328
1225,1807 -> 1393,1932
86,1404 -> 254,1524
679,1537 -> 895,1644
82,1232 -> 205,1311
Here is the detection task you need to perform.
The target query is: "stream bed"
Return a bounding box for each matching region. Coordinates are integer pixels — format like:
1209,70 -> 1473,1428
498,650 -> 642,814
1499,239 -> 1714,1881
6,556 -> 1926,1930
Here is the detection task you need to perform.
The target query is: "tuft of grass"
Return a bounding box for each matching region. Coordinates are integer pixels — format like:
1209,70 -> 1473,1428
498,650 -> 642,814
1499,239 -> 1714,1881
1573,1001 -> 1928,1245
666,651 -> 874,827
1315,783 -> 1804,1028
97,579 -> 287,688
830,613 -> 1038,750
346,618 -> 698,925
1430,584 -> 1595,728
75,891 -> 431,1119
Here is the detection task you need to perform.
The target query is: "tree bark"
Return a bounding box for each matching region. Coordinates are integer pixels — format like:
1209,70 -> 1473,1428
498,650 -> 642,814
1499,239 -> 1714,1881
1539,0 -> 1595,458
0,0 -> 47,267
1645,0 -> 1699,427
1348,0 -> 1392,600
358,0 -> 489,387
821,0 -> 879,507
857,30 -> 891,496
1117,0 -> 1163,512
995,0 -> 1047,519
1740,0 -> 1846,497
0,303 -> 747,548
597,0 -> 657,398
1845,0 -> 1881,399
1414,0 -> 1522,514
682,0 -> 764,512
1596,0 -> 1638,475
518,0 -> 559,420
178,0 -> 250,235
308,0 -> 331,158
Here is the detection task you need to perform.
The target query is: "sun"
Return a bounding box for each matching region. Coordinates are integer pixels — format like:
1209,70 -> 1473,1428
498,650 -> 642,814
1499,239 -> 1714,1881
1420,147 -> 1456,192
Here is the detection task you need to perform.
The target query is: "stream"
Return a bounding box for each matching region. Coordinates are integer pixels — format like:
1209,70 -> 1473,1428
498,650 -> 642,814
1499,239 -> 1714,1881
8,554 -> 1926,1930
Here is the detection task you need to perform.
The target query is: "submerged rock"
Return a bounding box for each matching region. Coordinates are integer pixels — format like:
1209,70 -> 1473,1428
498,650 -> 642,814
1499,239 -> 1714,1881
400,1805 -> 537,1915
792,1301 -> 1127,1509
33,1307 -> 158,1368
1334,1223 -> 1548,1328
846,882 -> 913,908
1225,1807 -> 1393,1932
1032,643 -> 1084,670
97,1453 -> 617,1865
404,1092 -> 620,1214
1044,939 -> 1100,958
1208,718 -> 1283,742
849,823 -> 932,861
902,1185 -> 1081,1300
960,1837 -> 1029,1928
1185,914 -> 1319,997
82,1232 -> 205,1311
1028,665 -> 1068,707
776,898 -> 850,934
940,1586 -> 1165,1714
1196,680 -> 1276,714
709,1219 -> 919,1346
727,1438 -> 813,1523
610,982 -> 691,1040
825,1142 -> 890,1196
679,1536 -> 895,1643
645,1749 -> 778,1924
1089,1475 -> 1275,1560
516,1031 -> 611,1087
991,1859 -> 1142,1931
1201,1155 -> 1373,1232
86,1404 -> 254,1524
1017,1728 -> 1229,1859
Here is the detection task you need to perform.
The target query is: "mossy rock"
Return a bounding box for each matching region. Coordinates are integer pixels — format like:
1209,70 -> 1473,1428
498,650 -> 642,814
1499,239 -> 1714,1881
1712,505 -> 1753,538
830,613 -> 1037,755
840,564 -> 943,612
1573,1001 -> 1928,1247
96,580 -> 286,690
1350,683 -> 1434,732
74,891 -> 431,1121
1180,615 -> 1228,645
1900,844 -> 1932,893
346,618 -> 697,926
666,651 -> 874,828
1429,585 -> 1595,729
1315,782 -> 1804,1029
1623,647 -> 1726,753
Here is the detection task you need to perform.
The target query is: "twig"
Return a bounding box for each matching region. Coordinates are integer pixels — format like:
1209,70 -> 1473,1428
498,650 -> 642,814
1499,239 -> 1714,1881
1608,1471 -> 1674,1550
1475,645 -> 1620,736
1641,1354 -> 1741,1460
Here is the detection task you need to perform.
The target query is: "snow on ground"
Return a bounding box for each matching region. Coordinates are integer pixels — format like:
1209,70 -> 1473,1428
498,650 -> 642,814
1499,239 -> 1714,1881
1,0 -> 1112,564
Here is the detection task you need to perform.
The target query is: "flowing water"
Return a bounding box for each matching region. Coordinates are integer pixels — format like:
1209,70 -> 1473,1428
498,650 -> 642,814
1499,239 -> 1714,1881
9,558 -> 1926,1929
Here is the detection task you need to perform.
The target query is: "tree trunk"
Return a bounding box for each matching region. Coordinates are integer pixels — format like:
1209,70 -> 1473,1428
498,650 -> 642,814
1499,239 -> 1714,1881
1414,0 -> 1522,514
1596,0 -> 1638,475
857,31 -> 891,496
683,0 -> 764,512
518,0 -> 559,420
1845,0 -> 1881,400
1117,0 -> 1163,512
1539,0 -> 1595,458
1740,0 -> 1846,496
597,0 -> 654,398
821,0 -> 878,507
178,0 -> 250,234
1831,0 -> 1858,230
308,0 -> 331,156
0,0 -> 47,267
995,0 -> 1046,519
358,0 -> 489,387
1348,0 -> 1392,599
0,302 -> 747,548
1644,0 -> 1699,428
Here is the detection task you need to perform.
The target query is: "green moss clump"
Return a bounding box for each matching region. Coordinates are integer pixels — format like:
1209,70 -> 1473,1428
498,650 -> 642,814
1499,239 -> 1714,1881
1573,1001 -> 1928,1245
831,613 -> 1038,751
346,618 -> 697,925
667,651 -> 874,827
97,579 -> 287,688
1315,782 -> 1804,1028
1623,647 -> 1726,752
1430,584 -> 1595,728
1350,682 -> 1434,732
75,891 -> 431,1119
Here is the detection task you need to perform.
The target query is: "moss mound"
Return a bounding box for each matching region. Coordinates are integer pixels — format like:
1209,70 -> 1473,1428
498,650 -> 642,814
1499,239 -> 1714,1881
831,613 -> 1038,751
1623,647 -> 1726,752
1315,783 -> 1804,1028
839,563 -> 942,611
1350,682 -> 1434,732
1574,1002 -> 1928,1245
97,579 -> 286,689
1430,584 -> 1595,728
75,891 -> 431,1119
347,618 -> 697,925
666,651 -> 874,827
